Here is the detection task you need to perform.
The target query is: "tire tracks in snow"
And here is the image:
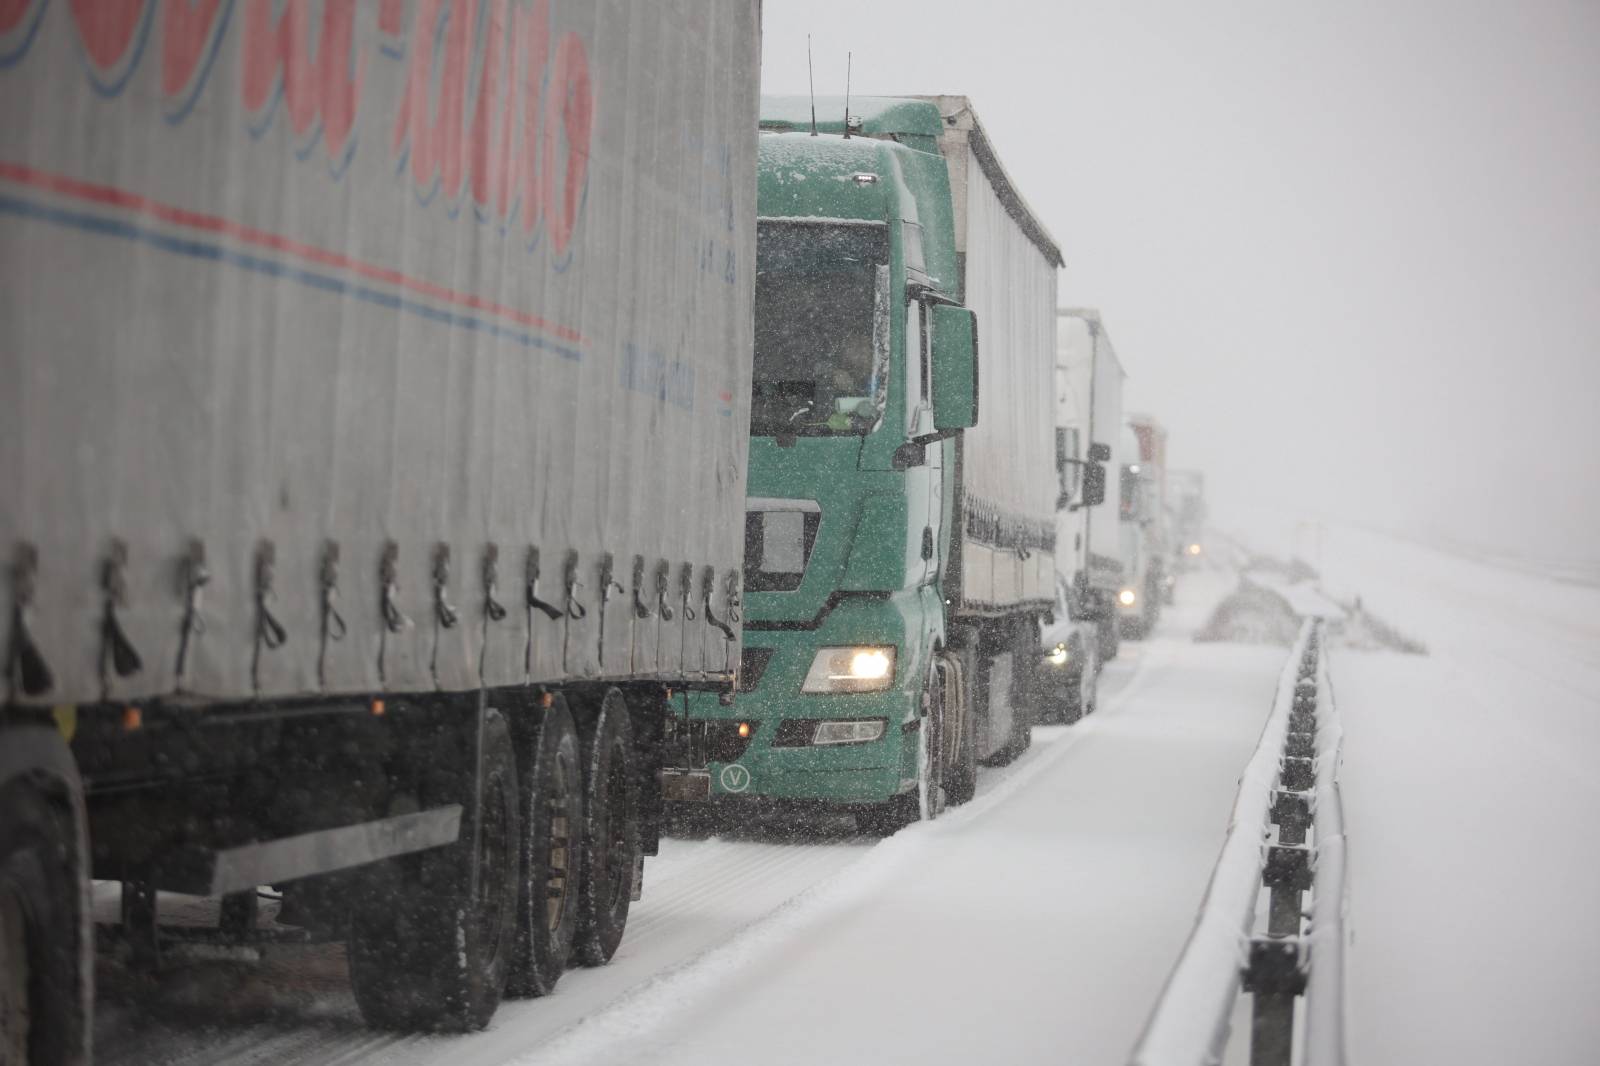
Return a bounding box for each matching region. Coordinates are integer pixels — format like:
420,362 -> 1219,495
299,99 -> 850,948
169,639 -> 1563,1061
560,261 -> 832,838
514,645 -> 1163,1066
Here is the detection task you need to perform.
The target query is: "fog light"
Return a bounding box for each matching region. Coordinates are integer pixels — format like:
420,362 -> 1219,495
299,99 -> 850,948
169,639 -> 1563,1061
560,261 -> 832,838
1047,643 -> 1069,666
802,646 -> 897,693
1118,588 -> 1137,607
812,719 -> 887,745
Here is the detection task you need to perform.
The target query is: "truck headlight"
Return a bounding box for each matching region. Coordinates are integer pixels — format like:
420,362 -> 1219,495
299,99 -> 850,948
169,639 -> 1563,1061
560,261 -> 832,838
1047,643 -> 1069,666
1118,588 -> 1137,607
1187,543 -> 1202,556
801,646 -> 896,693
812,719 -> 888,745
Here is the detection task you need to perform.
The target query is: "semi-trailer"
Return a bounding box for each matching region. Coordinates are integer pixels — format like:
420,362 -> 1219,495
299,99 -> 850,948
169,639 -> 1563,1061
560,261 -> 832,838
680,95 -> 1063,833
0,2 -> 759,1058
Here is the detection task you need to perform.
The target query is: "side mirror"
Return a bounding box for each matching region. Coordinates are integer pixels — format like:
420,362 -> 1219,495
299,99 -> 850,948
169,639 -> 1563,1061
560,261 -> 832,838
931,304 -> 978,432
1082,461 -> 1107,507
1089,442 -> 1111,462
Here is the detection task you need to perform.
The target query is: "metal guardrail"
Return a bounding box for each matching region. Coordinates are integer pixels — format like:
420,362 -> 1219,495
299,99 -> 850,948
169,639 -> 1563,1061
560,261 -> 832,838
1129,617 -> 1349,1066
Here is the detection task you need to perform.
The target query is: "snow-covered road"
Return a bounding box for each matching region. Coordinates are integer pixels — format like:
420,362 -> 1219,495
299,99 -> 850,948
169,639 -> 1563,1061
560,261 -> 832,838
98,567 -> 1295,1065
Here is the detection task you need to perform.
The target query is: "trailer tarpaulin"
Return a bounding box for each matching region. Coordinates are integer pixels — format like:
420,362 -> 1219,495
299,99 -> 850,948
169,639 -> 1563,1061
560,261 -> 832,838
0,0 -> 759,705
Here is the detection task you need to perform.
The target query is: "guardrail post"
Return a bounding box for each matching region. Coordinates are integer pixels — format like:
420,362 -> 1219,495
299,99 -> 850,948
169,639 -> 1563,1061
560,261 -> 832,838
1263,844 -> 1313,936
1245,938 -> 1307,1066
1249,626 -> 1319,1065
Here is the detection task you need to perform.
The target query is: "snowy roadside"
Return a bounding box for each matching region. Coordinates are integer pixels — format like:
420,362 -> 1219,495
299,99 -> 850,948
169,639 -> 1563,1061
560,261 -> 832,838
1224,510 -> 1600,1065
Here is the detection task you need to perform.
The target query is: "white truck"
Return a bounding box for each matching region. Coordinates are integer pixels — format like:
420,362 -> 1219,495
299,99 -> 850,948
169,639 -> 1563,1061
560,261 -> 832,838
0,2 -> 759,1058
1036,308 -> 1124,718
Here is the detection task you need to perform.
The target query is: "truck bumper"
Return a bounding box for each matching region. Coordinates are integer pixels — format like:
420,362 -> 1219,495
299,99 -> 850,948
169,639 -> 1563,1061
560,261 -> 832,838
687,598 -> 935,808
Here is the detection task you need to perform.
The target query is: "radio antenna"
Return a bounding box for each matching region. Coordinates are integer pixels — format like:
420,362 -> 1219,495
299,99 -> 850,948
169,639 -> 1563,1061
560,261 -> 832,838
807,36 -> 818,136
842,52 -> 852,138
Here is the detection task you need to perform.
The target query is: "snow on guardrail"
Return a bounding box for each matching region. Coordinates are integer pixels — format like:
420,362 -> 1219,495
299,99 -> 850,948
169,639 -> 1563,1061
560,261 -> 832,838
1128,616 -> 1349,1066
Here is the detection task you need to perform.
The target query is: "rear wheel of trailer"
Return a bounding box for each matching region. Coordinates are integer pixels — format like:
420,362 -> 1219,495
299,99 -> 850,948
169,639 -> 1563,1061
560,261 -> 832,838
348,707 -> 521,1032
0,723 -> 91,1066
572,690 -> 639,967
507,695 -> 584,998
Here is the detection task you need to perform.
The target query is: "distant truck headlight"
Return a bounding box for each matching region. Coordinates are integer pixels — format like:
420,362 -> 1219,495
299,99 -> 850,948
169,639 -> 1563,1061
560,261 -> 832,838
1187,543 -> 1202,556
1118,588 -> 1138,607
812,719 -> 888,745
1046,642 -> 1070,667
801,646 -> 896,693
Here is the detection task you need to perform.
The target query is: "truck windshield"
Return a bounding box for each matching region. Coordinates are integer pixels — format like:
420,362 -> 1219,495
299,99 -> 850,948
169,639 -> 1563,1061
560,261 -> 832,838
751,220 -> 890,436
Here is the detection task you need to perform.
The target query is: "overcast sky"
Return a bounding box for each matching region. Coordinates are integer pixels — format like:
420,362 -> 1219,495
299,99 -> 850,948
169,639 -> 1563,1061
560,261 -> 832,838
760,0 -> 1600,570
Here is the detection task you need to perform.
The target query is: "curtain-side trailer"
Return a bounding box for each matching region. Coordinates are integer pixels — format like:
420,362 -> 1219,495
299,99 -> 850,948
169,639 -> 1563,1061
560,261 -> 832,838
0,3 -> 759,1057
925,96 -> 1065,763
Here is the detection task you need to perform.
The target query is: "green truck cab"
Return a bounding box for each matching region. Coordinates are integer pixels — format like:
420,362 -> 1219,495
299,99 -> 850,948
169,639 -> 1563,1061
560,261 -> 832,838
687,97 -> 1068,833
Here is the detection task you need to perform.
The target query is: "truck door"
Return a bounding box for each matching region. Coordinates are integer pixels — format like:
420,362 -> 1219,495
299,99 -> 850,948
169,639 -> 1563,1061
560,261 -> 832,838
908,299 -> 941,582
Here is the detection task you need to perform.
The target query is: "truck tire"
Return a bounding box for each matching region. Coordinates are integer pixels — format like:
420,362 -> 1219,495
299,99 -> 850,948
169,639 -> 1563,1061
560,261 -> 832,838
1061,640 -> 1098,724
506,696 -> 582,998
855,663 -> 946,836
944,646 -> 979,806
572,689 -> 638,968
348,707 -> 521,1032
0,740 -> 91,1066
1008,622 -> 1038,755
985,628 -> 1035,766
1097,614 -> 1120,661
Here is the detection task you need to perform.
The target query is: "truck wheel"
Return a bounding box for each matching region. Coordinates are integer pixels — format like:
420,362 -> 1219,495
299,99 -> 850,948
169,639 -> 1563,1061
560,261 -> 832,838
572,689 -> 638,968
0,762 -> 91,1066
985,629 -> 1035,765
944,647 -> 979,806
348,707 -> 521,1032
506,696 -> 582,998
1062,641 -> 1097,724
855,663 -> 947,837
1097,614 -> 1120,661
1010,622 -> 1039,754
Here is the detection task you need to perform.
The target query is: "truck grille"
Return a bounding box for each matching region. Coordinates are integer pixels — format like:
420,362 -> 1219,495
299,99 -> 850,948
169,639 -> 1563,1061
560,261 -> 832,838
743,500 -> 821,592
